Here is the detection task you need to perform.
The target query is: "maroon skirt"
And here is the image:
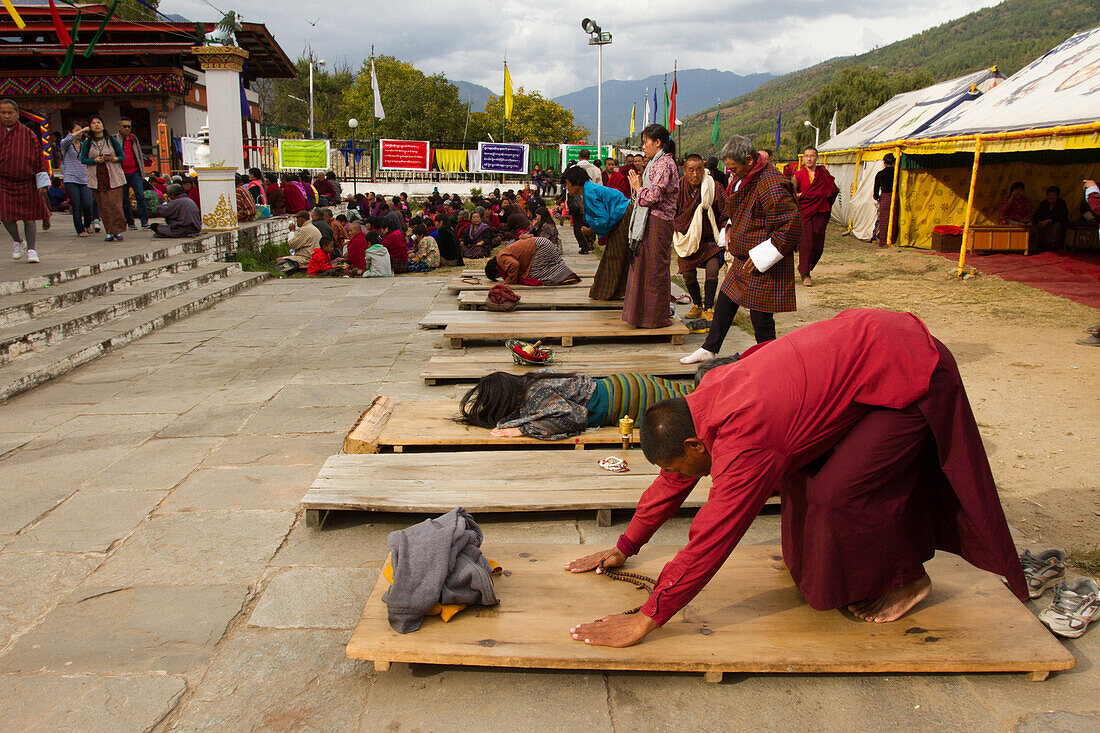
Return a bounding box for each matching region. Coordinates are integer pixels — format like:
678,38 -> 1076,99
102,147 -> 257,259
622,212 -> 673,329
877,194 -> 897,244
677,237 -> 723,273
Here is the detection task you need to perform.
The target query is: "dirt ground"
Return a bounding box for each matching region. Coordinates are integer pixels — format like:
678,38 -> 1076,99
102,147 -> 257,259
768,224 -> 1098,564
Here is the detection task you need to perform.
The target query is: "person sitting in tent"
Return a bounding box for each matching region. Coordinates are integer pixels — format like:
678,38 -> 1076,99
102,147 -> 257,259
565,309 -> 1028,647
484,234 -> 579,286
999,181 -> 1033,225
1031,185 -> 1069,251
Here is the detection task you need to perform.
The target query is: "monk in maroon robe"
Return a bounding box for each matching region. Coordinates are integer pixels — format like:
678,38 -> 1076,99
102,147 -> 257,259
791,147 -> 838,286
567,309 -> 1027,647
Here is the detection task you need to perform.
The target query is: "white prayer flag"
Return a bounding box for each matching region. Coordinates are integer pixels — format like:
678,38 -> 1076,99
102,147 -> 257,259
371,58 -> 386,120
828,107 -> 838,140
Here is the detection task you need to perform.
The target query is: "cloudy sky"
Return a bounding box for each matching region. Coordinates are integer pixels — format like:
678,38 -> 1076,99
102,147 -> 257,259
160,0 -> 996,97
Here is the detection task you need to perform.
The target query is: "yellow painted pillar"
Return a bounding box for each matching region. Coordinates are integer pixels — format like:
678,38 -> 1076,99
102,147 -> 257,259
885,146 -> 902,246
957,138 -> 983,277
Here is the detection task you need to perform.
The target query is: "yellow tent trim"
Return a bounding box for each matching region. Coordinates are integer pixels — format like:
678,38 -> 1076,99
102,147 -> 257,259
822,121 -> 1100,158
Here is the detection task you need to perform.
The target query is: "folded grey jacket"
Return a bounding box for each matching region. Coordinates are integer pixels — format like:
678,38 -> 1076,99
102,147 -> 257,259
382,507 -> 500,633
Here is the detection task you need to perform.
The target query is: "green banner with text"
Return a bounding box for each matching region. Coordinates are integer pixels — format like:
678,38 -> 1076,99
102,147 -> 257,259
277,139 -> 330,170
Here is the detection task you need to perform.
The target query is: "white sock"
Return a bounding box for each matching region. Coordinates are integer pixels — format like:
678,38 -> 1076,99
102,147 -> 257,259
680,348 -> 715,365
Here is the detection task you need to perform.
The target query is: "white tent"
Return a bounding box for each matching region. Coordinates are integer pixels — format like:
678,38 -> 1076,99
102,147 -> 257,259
819,68 -> 1004,240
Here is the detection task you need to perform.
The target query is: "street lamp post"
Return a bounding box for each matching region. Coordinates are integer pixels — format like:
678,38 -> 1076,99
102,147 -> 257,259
803,119 -> 820,149
309,58 -> 326,139
582,18 -> 612,159
348,118 -> 359,196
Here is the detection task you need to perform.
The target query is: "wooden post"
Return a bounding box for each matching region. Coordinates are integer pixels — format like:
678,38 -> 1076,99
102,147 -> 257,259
885,146 -> 902,246
596,509 -> 612,527
957,138 -> 983,277
1028,670 -> 1049,682
374,660 -> 391,672
704,671 -> 723,683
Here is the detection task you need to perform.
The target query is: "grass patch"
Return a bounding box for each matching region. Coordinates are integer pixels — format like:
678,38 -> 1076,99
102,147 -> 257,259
234,241 -> 292,276
1068,548 -> 1100,577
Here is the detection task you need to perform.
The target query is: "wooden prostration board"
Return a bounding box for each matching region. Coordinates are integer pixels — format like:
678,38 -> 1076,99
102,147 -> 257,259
461,265 -> 597,278
301,450 -> 709,527
446,277 -> 592,292
421,353 -> 696,385
348,544 -> 1076,683
456,290 -> 623,311
344,396 -> 636,454
442,310 -> 688,348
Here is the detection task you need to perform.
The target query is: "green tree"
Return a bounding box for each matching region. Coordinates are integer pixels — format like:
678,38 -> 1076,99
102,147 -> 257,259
257,53 -> 353,139
340,56 -> 467,142
114,0 -> 158,21
469,88 -> 587,145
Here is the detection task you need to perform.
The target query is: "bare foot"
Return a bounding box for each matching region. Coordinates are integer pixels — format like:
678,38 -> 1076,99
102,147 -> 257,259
847,573 -> 932,623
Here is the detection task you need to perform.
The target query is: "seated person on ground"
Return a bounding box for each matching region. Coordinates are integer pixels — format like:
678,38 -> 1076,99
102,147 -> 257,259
563,309 -> 1029,647
343,220 -> 369,276
47,177 -> 69,211
484,234 -> 580,286
235,175 -> 256,223
281,173 -> 309,214
462,210 -> 495,259
459,370 -> 693,440
434,215 -> 464,267
1032,185 -> 1069,251
150,183 -> 201,239
265,174 -> 287,216
275,211 -> 321,274
381,219 -> 409,274
407,223 -> 441,272
362,231 -> 393,278
324,208 -> 348,253
307,237 -> 348,277
999,181 -> 1033,225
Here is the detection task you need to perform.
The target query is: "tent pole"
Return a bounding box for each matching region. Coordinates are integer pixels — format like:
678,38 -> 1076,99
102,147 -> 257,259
956,137 -> 983,277
847,149 -> 864,234
885,145 -> 902,246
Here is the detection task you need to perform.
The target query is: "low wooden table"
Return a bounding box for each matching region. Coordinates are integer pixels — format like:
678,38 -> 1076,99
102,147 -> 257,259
348,544 -> 1075,683
421,353 -> 696,385
441,310 -> 688,348
969,226 -> 1030,255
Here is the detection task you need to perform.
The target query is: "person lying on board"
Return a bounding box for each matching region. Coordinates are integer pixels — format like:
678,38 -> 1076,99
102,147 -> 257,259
565,308 -> 1028,647
458,370 -> 693,440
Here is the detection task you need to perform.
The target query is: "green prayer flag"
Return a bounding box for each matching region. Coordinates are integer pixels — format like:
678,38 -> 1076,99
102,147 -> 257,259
712,108 -> 720,145
663,80 -> 669,128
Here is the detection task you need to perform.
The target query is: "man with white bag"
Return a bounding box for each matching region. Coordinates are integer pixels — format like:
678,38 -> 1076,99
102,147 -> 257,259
681,136 -> 802,364
672,154 -> 728,323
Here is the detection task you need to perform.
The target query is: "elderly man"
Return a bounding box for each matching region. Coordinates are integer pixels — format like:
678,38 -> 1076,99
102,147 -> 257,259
0,99 -> 50,264
674,154 -> 728,320
682,135 -> 800,364
791,147 -> 838,286
150,183 -> 200,238
567,309 -> 1028,647
275,211 -> 321,274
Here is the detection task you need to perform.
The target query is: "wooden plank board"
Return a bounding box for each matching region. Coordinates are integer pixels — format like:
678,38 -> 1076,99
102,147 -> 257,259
302,450 -> 709,526
446,277 -> 592,292
441,310 -> 688,348
343,398 -> 636,454
461,265 -> 597,278
457,290 -> 623,311
347,543 -> 1076,682
421,353 -> 696,384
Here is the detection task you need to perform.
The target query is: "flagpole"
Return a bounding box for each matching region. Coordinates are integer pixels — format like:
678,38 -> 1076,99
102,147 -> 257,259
502,55 -> 506,144
370,46 -> 376,182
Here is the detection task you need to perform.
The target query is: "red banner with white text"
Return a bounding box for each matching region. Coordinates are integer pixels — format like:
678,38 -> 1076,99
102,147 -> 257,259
379,139 -> 431,171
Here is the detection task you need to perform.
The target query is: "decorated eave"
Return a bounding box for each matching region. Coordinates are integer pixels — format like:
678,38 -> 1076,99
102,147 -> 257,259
0,4 -> 296,83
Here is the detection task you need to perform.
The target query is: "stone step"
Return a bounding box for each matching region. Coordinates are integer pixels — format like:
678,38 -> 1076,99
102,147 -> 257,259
0,271 -> 268,402
0,240 -> 207,297
0,262 -> 246,365
0,250 -> 218,329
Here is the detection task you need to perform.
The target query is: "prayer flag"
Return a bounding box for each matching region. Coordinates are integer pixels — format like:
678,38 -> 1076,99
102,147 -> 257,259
669,69 -> 677,132
630,102 -> 636,137
651,88 -> 658,129
370,58 -> 386,120
503,62 -> 514,121
1,0 -> 26,29
663,77 -> 669,128
643,89 -> 650,127
48,0 -> 71,46
711,108 -> 720,145
829,105 -> 838,140
774,108 -> 782,152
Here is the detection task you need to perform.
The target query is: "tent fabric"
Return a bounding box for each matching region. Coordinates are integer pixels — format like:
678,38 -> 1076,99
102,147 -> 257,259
896,159 -> 1098,248
920,27 -> 1100,138
435,149 -> 468,173
820,68 -> 1003,152
829,154 -> 890,240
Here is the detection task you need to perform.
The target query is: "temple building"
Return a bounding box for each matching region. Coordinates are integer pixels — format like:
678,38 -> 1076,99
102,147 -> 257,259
0,1 -> 295,174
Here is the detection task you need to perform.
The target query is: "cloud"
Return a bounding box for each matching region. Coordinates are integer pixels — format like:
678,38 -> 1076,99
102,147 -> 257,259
160,0 -> 994,97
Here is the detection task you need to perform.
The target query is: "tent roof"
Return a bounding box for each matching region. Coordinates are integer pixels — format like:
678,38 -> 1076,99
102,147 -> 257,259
819,68 -> 1002,152
919,26 -> 1100,137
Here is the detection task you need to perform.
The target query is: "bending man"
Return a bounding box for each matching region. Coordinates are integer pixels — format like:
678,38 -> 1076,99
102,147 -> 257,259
567,309 -> 1028,647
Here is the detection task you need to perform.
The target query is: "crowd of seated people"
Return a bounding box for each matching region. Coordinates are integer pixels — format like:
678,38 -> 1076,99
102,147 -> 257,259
998,180 -> 1097,252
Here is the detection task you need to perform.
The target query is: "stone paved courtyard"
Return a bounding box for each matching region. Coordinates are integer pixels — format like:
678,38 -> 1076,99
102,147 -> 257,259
0,240 -> 1096,731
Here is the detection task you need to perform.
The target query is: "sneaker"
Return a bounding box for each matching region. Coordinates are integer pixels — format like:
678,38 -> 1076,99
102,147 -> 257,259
685,305 -> 703,319
685,318 -> 711,334
702,308 -> 714,321
11,241 -> 24,260
25,248 -> 39,263
92,219 -> 102,232
127,223 -> 137,231
1077,334 -> 1100,347
115,234 -> 124,242
1039,578 -> 1100,638
680,347 -> 715,365
140,223 -> 151,229
105,234 -> 115,242
1020,548 -> 1066,599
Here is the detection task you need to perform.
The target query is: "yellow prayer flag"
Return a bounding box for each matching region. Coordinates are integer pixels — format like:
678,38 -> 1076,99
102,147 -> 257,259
630,103 -> 636,136
2,0 -> 27,29
503,63 -> 514,121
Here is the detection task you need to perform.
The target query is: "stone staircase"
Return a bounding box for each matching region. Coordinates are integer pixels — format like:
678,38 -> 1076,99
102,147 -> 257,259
0,239 -> 267,402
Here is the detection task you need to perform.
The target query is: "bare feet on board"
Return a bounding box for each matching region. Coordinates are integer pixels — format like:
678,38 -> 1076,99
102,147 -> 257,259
847,573 -> 932,623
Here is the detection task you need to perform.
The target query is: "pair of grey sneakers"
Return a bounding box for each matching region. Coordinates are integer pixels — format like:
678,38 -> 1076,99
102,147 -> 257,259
1021,549 -> 1100,639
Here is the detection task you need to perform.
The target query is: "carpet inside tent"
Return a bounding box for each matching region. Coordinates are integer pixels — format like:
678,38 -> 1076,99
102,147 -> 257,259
932,249 -> 1100,309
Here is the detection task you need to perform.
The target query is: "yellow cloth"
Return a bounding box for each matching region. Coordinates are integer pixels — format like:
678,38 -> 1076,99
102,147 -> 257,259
435,149 -> 468,173
382,553 -> 503,623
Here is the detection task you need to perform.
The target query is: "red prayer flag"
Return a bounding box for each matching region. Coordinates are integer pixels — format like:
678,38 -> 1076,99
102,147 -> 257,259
48,0 -> 72,46
669,70 -> 678,132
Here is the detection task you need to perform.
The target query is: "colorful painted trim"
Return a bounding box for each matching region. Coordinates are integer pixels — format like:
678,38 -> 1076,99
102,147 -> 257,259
0,71 -> 189,97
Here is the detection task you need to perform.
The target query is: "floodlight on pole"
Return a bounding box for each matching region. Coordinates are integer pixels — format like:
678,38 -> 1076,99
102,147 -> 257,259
348,118 -> 359,196
309,58 -> 326,139
803,119 -> 819,148
582,18 -> 612,160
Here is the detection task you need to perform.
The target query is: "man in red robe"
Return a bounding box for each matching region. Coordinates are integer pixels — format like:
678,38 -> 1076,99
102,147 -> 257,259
604,157 -> 631,198
791,147 -> 838,287
0,99 -> 50,263
567,309 -> 1028,647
